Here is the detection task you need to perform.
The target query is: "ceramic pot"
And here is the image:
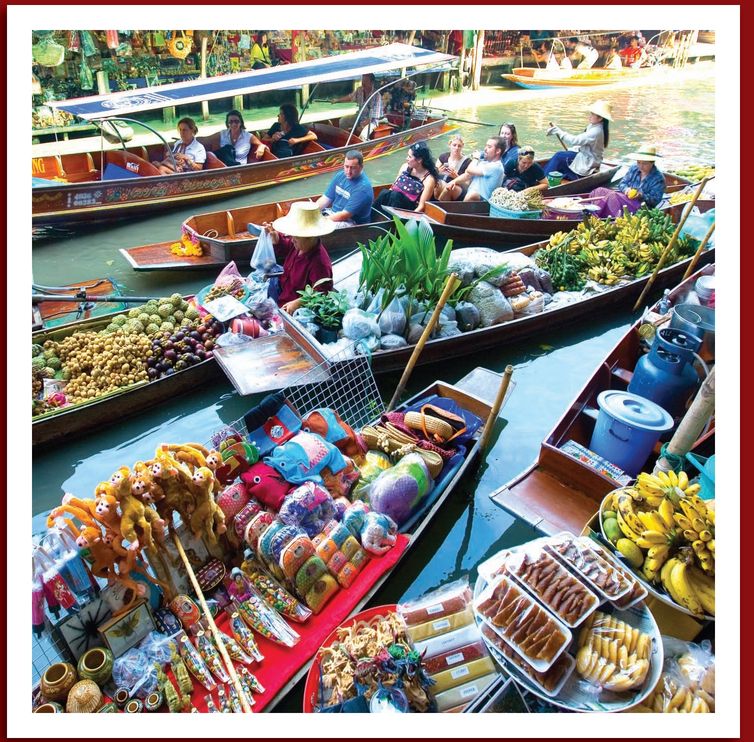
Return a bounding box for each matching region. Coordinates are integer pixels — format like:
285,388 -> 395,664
40,662 -> 78,703
113,687 -> 130,708
66,679 -> 103,713
34,702 -> 64,713
97,702 -> 118,713
124,698 -> 143,713
77,647 -> 114,686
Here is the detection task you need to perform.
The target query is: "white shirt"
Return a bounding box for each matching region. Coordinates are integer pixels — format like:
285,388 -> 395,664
172,138 -> 206,169
220,129 -> 252,165
352,86 -> 384,123
554,122 -> 605,176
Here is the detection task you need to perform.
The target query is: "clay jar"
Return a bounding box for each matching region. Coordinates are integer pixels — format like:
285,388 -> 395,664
40,662 -> 78,703
66,679 -> 103,713
77,647 -> 114,686
33,702 -> 64,713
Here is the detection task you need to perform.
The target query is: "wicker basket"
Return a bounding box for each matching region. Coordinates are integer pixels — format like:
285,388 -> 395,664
404,411 -> 454,441
488,201 -> 542,220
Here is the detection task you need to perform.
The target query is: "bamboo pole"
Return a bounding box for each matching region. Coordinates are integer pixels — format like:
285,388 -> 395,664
682,220 -> 716,280
172,533 -> 252,713
655,367 -> 715,473
387,273 -> 461,412
632,177 -> 710,311
549,121 -> 569,151
477,365 -> 514,456
200,37 -> 209,122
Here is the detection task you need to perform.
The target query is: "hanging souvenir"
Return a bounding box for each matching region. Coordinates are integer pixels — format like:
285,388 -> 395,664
34,546 -> 78,615
167,30 -> 193,60
44,529 -> 97,598
32,35 -> 66,67
106,30 -> 119,49
115,41 -> 133,58
79,60 -> 94,90
152,31 -> 166,48
80,30 -> 98,57
67,30 -> 80,52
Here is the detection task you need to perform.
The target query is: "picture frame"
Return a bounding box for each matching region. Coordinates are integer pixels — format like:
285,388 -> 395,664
55,597 -> 112,661
97,599 -> 156,657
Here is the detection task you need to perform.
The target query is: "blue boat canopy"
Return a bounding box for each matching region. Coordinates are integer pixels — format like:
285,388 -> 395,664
50,43 -> 455,121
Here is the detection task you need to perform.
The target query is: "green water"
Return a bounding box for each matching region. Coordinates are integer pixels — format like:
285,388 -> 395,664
31,74 -> 714,708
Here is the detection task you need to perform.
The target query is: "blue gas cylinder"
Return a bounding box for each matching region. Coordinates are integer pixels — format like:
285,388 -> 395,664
628,328 -> 701,417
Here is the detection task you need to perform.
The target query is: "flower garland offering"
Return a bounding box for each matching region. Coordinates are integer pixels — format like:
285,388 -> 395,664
171,231 -> 203,257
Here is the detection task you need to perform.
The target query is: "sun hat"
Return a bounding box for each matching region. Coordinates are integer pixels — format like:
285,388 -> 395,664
272,201 -> 336,237
588,99 -> 613,122
627,143 -> 662,161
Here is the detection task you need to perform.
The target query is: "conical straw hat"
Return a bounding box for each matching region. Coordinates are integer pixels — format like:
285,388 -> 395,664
588,99 -> 613,122
272,201 -> 335,237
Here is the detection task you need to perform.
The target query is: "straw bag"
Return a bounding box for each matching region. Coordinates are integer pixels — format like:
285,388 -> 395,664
167,30 -> 193,60
404,404 -> 467,444
33,36 -> 66,67
360,423 -> 444,478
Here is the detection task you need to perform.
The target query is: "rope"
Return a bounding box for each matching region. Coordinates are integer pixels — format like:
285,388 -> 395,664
658,443 -> 686,472
202,228 -> 219,238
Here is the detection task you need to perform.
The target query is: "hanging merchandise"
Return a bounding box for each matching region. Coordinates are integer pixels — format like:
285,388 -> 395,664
32,34 -> 66,67
33,546 -> 78,618
167,30 -> 193,60
115,41 -> 133,57
131,30 -> 144,49
80,30 -> 98,57
44,529 -> 97,599
238,32 -> 251,51
32,72 -> 42,95
67,30 -> 80,52
152,31 -> 166,48
106,30 -> 119,49
79,59 -> 94,90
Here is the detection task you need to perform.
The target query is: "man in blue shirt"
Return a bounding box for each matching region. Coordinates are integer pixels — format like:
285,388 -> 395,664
437,137 -> 505,202
316,150 -> 374,227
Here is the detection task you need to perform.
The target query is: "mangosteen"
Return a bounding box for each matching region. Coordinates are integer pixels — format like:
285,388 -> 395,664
164,349 -> 177,363
155,362 -> 166,373
175,360 -> 188,371
147,367 -> 158,379
147,357 -> 156,368
190,330 -> 202,341
164,367 -> 175,376
175,331 -> 185,341
189,354 -> 201,364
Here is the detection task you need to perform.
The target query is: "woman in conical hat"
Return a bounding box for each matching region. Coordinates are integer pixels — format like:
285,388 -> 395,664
543,99 -> 613,182
262,201 -> 335,314
588,143 -> 666,218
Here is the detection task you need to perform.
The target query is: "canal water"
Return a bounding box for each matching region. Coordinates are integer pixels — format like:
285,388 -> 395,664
30,72 -> 715,708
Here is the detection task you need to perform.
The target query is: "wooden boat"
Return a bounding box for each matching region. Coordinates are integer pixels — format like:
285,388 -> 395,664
32,278 -> 125,330
502,66 -> 651,89
33,44 -> 455,229
320,234 -> 715,376
489,263 -> 715,537
387,186 -> 712,250
120,185 -> 394,272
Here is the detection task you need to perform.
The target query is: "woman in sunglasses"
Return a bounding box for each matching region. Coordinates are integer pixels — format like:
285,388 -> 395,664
501,147 -> 548,192
216,110 -> 267,165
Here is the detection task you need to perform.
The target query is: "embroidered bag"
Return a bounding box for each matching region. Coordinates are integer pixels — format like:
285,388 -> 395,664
389,171 -> 423,203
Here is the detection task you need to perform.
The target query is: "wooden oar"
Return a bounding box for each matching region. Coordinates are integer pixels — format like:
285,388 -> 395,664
632,176 -> 710,312
549,121 -> 568,151
31,293 -> 159,304
420,106 -> 496,127
171,532 -> 252,713
386,273 -> 461,412
682,220 -> 716,280
477,365 -> 514,457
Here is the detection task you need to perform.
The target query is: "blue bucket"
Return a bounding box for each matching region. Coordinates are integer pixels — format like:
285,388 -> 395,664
685,452 -> 715,500
589,391 -> 674,477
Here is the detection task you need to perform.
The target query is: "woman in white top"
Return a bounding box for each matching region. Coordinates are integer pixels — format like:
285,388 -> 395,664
217,109 -> 266,165
154,117 -> 206,175
543,100 -> 613,182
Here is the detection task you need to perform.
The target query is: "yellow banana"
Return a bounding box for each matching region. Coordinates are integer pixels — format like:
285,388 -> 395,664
698,529 -> 713,542
677,470 -> 689,490
616,510 -> 642,542
674,513 -> 694,531
638,511 -> 670,534
659,499 -> 676,529
707,539 -> 715,555
657,471 -> 671,487
616,495 -> 645,536
683,483 -> 702,497
647,544 -> 670,561
687,568 -> 715,616
669,559 -> 705,617
667,470 -> 678,488
691,516 -> 707,533
688,494 -> 709,518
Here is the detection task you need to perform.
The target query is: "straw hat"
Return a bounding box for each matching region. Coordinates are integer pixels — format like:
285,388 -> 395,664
588,99 -> 614,122
272,201 -> 335,237
627,144 -> 662,162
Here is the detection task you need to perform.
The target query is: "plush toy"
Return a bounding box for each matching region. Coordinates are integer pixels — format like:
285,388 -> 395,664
128,461 -> 165,505
301,408 -> 367,461
367,453 -> 433,527
158,443 -> 221,494
321,456 -> 360,499
216,482 -> 250,522
278,482 -> 337,538
214,435 -> 260,485
149,451 -> 195,526
264,431 -> 347,486
188,467 -> 227,543
240,462 -> 292,511
360,511 -> 398,556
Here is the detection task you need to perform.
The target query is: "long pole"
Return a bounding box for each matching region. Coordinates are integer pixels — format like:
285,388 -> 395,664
172,533 -> 252,713
549,121 -> 568,151
387,273 -> 461,411
682,221 -> 716,280
632,176 -> 710,311
200,37 -> 209,121
477,365 -> 514,457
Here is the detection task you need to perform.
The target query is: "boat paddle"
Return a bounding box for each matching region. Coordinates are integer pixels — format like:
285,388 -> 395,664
549,122 -> 568,151
476,365 -> 515,458
386,272 -> 461,412
32,293 -> 164,304
632,176 -> 710,311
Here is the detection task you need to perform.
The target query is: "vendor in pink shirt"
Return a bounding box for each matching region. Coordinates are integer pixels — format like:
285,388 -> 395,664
262,201 -> 335,314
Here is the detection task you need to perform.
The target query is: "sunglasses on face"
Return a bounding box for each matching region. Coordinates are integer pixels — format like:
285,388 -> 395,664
228,119 -> 241,124
519,151 -> 535,157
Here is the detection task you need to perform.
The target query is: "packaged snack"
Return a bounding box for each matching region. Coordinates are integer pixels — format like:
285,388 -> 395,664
504,547 -> 599,627
575,610 -> 652,693
413,623 -> 482,659
295,555 -> 329,596
304,574 -> 340,614
406,605 -> 475,643
244,511 -> 275,551
279,534 -> 316,580
177,634 -> 216,691
545,532 -> 632,600
476,549 -> 513,583
430,656 -> 496,694
421,640 -> 489,675
434,673 -> 498,712
473,574 -> 571,672
398,578 -> 473,626
584,538 -> 649,609
480,623 -> 575,698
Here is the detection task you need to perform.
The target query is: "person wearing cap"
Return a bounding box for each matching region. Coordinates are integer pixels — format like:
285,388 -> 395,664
588,144 -> 666,218
501,147 -> 548,192
543,100 -> 612,182
315,150 -> 374,227
262,202 -> 335,314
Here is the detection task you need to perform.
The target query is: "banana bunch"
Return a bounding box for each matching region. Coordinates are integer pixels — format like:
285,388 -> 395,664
673,497 -> 715,575
575,611 -> 651,692
667,164 -> 715,181
660,552 -> 714,617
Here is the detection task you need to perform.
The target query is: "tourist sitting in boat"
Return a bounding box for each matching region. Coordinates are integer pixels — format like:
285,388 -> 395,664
547,49 -> 573,70
374,141 -> 439,214
216,110 -> 266,166
498,122 -> 521,168
251,32 -> 273,69
262,104 -> 318,158
262,201 -> 334,314
543,100 -> 612,182
154,117 -> 207,174
434,134 -> 472,199
314,150 -> 374,227
587,144 -> 666,218
619,36 -> 649,68
501,147 -> 548,192
603,45 -> 623,70
437,136 -> 505,202
331,73 -> 384,139
567,36 -> 599,69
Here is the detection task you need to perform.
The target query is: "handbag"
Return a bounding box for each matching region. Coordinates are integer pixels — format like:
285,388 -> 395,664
360,423 -> 443,478
238,32 -> 251,51
389,171 -> 424,203
404,404 -> 467,444
214,144 -> 237,166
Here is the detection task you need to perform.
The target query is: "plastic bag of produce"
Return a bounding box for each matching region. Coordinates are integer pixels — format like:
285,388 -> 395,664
343,308 -> 381,340
516,267 -> 542,292
468,282 -> 514,327
515,291 -> 545,316
251,230 -> 278,273
292,307 -> 320,336
455,301 -> 481,332
680,208 -> 715,247
355,335 -> 380,356
437,320 -> 461,338
378,296 -> 407,336
536,268 -> 554,295
380,333 -> 408,350
440,304 -> 456,324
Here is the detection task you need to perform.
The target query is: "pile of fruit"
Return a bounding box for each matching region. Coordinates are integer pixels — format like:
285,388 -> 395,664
535,207 -> 697,288
668,190 -> 696,205
600,470 -> 715,617
102,294 -> 200,338
204,277 -> 247,303
147,320 -> 223,380
489,187 -> 543,212
666,164 -> 715,181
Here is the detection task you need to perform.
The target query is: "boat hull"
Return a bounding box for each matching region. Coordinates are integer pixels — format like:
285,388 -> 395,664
502,66 -> 649,89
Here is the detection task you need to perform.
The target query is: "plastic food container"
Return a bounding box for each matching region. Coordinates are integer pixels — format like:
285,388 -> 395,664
430,656 -> 497,694
421,640 -> 489,676
583,538 -> 649,610
399,579 -> 473,626
406,606 -> 475,643
546,171 -> 563,187
413,623 -> 481,659
434,672 -> 498,712
694,275 -> 715,307
589,390 -> 674,476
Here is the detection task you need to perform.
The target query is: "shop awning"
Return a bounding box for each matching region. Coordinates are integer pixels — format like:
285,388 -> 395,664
49,43 -> 455,121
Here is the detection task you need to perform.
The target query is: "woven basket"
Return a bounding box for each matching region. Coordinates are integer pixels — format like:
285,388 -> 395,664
489,201 -> 542,220
361,424 -> 443,478
404,411 -> 454,442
